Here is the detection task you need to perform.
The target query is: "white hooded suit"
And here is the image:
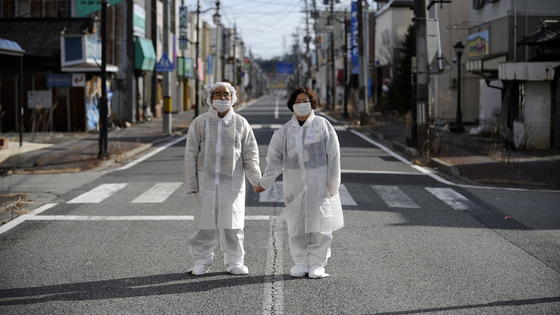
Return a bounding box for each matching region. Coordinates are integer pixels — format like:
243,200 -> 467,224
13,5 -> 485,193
260,111 -> 343,267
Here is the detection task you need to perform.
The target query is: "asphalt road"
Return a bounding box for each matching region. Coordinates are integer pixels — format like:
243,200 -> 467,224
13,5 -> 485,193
1,94 -> 559,314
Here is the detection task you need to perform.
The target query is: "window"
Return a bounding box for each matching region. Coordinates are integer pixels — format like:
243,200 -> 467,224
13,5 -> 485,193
473,0 -> 485,10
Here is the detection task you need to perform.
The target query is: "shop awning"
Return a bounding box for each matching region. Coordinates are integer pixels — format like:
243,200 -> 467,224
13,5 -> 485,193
134,37 -> 156,71
0,38 -> 24,56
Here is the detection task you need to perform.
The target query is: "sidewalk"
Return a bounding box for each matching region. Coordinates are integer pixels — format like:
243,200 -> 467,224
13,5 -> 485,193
329,111 -> 560,191
0,111 -> 193,176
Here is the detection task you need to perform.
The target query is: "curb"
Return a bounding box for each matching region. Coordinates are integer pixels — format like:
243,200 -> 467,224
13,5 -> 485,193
430,157 -> 461,177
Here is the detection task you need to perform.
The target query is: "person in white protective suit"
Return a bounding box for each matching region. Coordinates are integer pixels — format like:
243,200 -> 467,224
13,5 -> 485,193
184,82 -> 261,276
255,87 -> 344,279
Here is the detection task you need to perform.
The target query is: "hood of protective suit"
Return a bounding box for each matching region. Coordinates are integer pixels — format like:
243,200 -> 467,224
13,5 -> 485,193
205,82 -> 238,107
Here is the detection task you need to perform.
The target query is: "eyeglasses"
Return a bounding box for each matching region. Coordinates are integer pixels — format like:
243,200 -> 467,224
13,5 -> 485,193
213,91 -> 231,98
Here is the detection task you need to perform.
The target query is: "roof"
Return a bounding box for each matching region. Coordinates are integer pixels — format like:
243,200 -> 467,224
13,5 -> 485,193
0,38 -> 24,56
0,18 -> 94,58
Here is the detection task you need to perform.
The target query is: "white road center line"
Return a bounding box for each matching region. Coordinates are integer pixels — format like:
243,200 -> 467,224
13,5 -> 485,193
67,183 -> 128,204
425,187 -> 471,210
274,96 -> 279,119
372,185 -> 420,208
28,215 -> 273,221
131,182 -> 183,203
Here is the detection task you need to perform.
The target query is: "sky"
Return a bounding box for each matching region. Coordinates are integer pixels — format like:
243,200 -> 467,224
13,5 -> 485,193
195,0 -> 355,60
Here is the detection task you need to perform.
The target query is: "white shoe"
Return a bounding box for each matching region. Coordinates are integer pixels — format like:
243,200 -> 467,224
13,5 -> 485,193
226,264 -> 249,275
289,264 -> 309,278
308,265 -> 329,279
190,264 -> 209,276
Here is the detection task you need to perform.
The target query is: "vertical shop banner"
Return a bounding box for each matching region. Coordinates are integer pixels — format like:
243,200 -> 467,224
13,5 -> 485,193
179,6 -> 189,50
350,0 -> 360,75
133,4 -> 146,37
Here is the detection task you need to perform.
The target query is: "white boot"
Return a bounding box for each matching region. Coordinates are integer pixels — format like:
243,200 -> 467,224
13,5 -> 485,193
226,264 -> 249,275
190,264 -> 209,276
289,264 -> 309,278
308,265 -> 329,279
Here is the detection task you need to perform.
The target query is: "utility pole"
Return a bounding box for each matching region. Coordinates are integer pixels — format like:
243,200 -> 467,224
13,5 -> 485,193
98,0 -> 108,160
357,0 -> 368,124
312,0 -> 319,91
330,0 -> 336,111
162,0 -> 172,134
151,0 -> 157,118
194,0 -> 200,117
213,1 -> 221,83
343,9 -> 349,118
233,23 -> 237,86
414,0 -> 429,146
221,28 -> 226,81
305,0 -> 312,87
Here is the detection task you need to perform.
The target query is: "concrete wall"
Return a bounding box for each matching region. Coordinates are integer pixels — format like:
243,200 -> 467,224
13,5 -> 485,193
523,81 -> 551,149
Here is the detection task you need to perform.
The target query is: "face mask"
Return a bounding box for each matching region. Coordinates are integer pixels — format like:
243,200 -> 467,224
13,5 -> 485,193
212,99 -> 232,113
293,102 -> 312,117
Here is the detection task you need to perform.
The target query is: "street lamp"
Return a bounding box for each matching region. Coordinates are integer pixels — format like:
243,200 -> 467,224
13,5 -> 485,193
452,40 -> 465,133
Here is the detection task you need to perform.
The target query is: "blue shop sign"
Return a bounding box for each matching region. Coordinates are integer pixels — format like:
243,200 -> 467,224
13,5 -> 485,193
47,74 -> 72,87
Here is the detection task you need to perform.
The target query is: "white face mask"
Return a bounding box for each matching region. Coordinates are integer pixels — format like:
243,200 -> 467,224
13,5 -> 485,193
212,99 -> 232,113
293,102 -> 312,117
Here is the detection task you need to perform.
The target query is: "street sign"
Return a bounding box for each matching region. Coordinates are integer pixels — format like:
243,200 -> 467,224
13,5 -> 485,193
75,0 -> 124,17
276,62 -> 294,75
350,1 -> 360,75
47,74 -> 72,87
72,74 -> 86,87
156,53 -> 175,72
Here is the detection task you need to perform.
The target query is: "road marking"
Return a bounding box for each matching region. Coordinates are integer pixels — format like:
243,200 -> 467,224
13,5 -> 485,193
263,217 -> 284,315
339,184 -> 357,206
274,97 -> 279,119
131,182 -> 182,203
372,185 -> 419,208
426,187 -> 471,210
250,124 -> 283,130
258,182 -> 357,206
0,203 -> 57,235
116,136 -> 187,171
341,169 -> 424,175
27,215 -> 272,221
67,183 -> 128,204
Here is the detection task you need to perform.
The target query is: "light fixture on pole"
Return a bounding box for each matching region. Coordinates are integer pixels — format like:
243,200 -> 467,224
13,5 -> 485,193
452,40 -> 465,133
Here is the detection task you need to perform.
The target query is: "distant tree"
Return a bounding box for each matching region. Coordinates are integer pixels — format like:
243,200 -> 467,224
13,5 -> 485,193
381,24 -> 415,114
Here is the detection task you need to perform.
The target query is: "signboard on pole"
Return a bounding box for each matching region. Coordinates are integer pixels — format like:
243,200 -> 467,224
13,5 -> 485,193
350,0 -> 360,75
72,73 -> 86,87
47,74 -> 72,87
156,53 -> 175,72
28,90 -> 52,109
75,0 -> 123,17
276,62 -> 294,74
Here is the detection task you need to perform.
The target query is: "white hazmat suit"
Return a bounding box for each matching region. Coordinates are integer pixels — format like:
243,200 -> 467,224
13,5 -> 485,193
184,83 -> 261,273
260,111 -> 344,274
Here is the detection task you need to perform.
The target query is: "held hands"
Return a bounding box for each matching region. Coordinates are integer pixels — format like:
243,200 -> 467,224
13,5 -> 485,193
253,185 -> 266,193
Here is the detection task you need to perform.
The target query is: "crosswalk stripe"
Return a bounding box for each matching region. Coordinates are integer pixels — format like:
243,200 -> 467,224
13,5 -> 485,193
67,183 -> 128,204
371,185 -> 419,208
425,187 -> 471,210
258,182 -> 357,206
339,184 -> 357,206
131,182 -> 182,203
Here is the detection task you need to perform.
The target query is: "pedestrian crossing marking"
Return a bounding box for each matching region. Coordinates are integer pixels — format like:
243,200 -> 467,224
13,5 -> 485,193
63,182 -> 474,213
67,183 -> 128,204
131,182 -> 182,203
371,185 -> 420,208
258,182 -> 357,206
425,187 -> 471,210
27,215 -> 273,221
339,184 -> 357,206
